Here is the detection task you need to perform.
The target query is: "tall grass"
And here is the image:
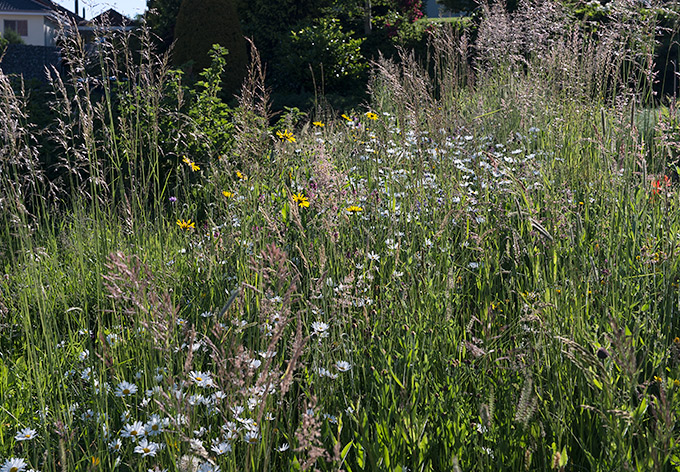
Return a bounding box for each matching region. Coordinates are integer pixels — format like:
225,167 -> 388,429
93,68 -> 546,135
1,1 -> 680,471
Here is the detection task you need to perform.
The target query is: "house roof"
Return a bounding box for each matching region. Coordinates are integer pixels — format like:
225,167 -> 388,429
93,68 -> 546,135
0,0 -> 83,22
0,0 -> 51,12
85,8 -> 132,27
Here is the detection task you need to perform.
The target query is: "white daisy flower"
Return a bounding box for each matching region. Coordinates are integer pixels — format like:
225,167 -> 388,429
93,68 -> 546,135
189,371 -> 214,388
335,361 -> 352,372
0,457 -> 27,472
211,440 -> 232,455
145,415 -> 166,436
80,367 -> 92,381
277,443 -> 290,452
15,427 -> 37,441
115,381 -> 138,397
134,438 -> 159,457
244,430 -> 260,444
366,251 -> 380,261
109,438 -> 123,452
121,421 -> 146,441
311,321 -> 329,338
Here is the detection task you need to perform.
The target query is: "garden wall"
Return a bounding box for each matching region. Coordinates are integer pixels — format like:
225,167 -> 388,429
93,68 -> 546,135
0,44 -> 61,82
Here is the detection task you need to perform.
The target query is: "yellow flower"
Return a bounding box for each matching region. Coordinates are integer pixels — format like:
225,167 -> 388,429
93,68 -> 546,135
236,170 -> 248,180
182,156 -> 200,172
365,112 -> 378,120
313,121 -> 325,127
292,192 -> 309,208
276,129 -> 296,143
341,113 -> 352,122
674,379 -> 680,388
176,219 -> 195,230
654,375 -> 663,383
222,191 -> 234,198
346,205 -> 363,214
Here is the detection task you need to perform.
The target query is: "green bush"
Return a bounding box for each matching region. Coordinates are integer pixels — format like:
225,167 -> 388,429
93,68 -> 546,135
3,28 -> 23,45
280,18 -> 367,93
172,0 -> 248,94
236,0 -> 332,62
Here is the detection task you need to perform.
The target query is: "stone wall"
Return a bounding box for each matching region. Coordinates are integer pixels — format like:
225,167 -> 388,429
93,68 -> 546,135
0,44 -> 62,82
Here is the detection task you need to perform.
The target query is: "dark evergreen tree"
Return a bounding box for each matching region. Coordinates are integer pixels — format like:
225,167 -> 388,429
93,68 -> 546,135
172,0 -> 248,93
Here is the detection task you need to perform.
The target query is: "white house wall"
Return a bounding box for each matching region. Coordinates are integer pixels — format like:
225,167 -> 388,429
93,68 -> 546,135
0,13 -> 49,46
44,17 -> 58,46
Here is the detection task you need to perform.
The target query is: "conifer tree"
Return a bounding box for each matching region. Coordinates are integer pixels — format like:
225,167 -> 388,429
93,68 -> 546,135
173,0 -> 248,93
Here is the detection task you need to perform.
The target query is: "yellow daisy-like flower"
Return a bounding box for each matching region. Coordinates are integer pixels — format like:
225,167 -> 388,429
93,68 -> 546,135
276,129 -> 296,143
176,219 -> 195,230
236,170 -> 248,180
222,191 -> 234,198
182,157 -> 200,172
292,192 -> 309,208
346,205 -> 363,214
312,121 -> 325,127
341,113 -> 352,122
365,112 -> 378,120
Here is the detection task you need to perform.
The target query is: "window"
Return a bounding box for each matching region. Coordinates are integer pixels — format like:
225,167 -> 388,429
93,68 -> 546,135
4,20 -> 28,37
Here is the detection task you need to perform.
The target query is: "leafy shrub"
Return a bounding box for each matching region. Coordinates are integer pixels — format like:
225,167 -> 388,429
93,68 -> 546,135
280,18 -> 367,93
185,45 -> 236,162
2,28 -> 23,45
236,0 -> 331,62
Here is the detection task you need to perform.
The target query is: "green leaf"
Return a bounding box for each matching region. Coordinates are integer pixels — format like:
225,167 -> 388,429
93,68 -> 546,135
356,442 -> 365,469
591,376 -> 603,390
559,446 -> 568,467
341,441 -> 354,461
281,202 -> 289,223
389,369 -> 405,390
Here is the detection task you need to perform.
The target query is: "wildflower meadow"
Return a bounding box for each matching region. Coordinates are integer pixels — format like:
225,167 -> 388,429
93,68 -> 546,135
2,1 -> 680,471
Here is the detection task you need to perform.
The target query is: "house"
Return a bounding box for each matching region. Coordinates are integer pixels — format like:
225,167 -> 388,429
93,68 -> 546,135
77,8 -> 137,42
80,8 -> 135,31
0,0 -> 82,47
0,1 -> 136,82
